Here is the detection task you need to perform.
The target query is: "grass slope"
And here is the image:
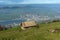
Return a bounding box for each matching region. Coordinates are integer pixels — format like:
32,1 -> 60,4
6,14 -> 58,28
0,22 -> 60,40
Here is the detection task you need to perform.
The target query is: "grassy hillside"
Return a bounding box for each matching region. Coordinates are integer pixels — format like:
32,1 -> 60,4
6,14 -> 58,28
0,22 -> 60,40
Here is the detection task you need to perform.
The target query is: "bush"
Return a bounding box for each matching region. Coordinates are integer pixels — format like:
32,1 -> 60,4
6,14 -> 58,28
52,19 -> 60,22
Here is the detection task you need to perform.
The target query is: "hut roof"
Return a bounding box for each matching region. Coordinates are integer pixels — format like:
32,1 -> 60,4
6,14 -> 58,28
21,21 -> 36,27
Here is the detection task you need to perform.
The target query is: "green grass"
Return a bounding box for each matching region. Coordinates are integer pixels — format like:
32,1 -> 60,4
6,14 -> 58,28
0,22 -> 60,40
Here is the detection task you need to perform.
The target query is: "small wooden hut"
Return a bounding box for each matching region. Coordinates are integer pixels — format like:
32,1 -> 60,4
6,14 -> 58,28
20,21 -> 37,30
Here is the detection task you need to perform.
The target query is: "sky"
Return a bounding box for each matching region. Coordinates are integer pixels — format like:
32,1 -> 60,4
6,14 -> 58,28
0,0 -> 60,4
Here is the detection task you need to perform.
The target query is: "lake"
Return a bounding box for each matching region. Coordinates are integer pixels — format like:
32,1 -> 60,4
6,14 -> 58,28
0,4 -> 60,25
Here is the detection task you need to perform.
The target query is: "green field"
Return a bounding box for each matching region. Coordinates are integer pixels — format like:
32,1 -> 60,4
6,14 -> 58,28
0,22 -> 60,40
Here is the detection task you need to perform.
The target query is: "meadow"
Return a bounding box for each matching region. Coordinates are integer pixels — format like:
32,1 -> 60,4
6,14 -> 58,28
0,22 -> 60,40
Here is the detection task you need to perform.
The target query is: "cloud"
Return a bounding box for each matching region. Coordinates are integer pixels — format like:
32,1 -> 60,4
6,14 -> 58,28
0,0 -> 24,4
0,0 -> 60,4
0,1 -> 4,2
0,1 -> 16,4
20,0 -> 60,4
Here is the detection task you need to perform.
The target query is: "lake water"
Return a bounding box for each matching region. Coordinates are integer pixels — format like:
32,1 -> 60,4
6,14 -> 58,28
0,4 -> 60,25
